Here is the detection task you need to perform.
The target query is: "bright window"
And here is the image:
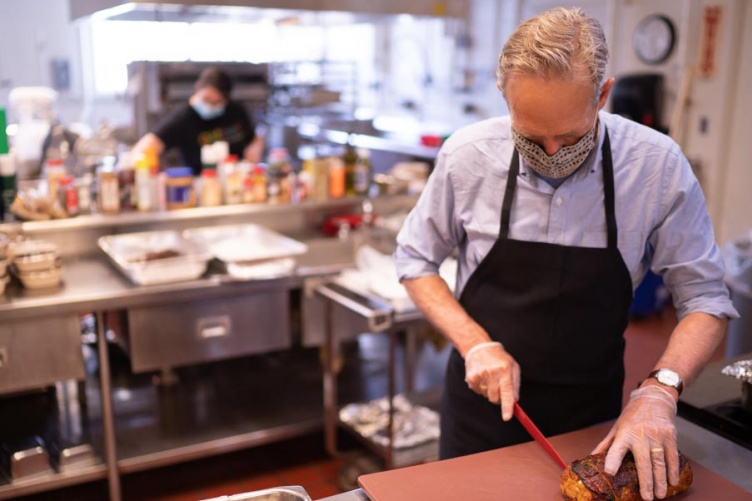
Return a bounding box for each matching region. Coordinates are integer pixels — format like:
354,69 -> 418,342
86,18 -> 374,97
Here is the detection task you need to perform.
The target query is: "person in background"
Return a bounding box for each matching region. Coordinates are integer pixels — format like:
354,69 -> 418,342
133,66 -> 264,174
394,7 -> 737,501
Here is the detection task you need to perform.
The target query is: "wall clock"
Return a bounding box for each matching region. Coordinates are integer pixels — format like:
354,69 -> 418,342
633,14 -> 676,65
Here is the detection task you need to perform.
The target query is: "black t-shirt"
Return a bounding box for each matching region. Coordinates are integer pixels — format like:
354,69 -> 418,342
153,101 -> 255,175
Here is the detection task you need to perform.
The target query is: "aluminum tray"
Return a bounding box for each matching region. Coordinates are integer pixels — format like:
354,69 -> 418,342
98,230 -> 212,285
183,224 -> 308,264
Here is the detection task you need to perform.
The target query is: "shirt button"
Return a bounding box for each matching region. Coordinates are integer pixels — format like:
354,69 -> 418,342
556,197 -> 564,206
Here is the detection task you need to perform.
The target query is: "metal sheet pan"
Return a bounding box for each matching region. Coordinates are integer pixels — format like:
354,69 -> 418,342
182,224 -> 308,264
98,230 -> 211,286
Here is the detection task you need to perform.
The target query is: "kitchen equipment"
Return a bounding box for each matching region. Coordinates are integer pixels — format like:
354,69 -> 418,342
0,436 -> 54,480
49,442 -> 96,473
182,224 -> 307,265
98,230 -> 212,285
358,421 -> 751,501
200,485 -> 312,501
722,359 -> 752,414
513,401 -> 567,469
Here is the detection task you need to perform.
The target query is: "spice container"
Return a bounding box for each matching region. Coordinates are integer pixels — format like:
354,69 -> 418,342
199,168 -> 221,207
98,170 -> 120,214
165,167 -> 195,210
58,176 -> 79,217
45,158 -> 66,201
75,174 -> 93,214
251,165 -> 267,203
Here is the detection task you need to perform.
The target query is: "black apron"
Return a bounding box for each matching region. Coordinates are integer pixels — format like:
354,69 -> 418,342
440,130 -> 634,459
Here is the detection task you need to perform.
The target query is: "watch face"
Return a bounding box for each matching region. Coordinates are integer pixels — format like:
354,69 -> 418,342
657,369 -> 680,386
633,15 -> 675,64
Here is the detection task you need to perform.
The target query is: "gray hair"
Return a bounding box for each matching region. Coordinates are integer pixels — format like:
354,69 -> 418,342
497,7 -> 608,102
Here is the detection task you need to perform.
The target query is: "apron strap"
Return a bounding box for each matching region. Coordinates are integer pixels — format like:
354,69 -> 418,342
500,128 -> 618,249
499,149 -> 520,238
601,130 -> 618,249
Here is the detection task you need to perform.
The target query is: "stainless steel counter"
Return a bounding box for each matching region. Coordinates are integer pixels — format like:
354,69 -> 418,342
316,416 -> 752,500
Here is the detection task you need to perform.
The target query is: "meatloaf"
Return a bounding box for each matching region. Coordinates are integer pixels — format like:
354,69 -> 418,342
561,451 -> 692,500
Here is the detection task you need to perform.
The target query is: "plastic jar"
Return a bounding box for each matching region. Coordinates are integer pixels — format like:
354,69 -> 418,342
165,167 -> 196,210
199,168 -> 222,207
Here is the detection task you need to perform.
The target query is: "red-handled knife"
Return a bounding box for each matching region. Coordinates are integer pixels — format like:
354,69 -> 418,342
513,401 -> 568,470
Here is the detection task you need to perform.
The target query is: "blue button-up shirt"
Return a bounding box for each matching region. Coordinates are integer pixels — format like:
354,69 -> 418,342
395,111 -> 738,320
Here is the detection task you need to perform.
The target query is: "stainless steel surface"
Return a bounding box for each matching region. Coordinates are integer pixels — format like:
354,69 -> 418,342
316,283 -> 393,333
69,0 -> 468,22
0,315 -> 84,395
317,488 -> 369,501
201,485 -> 311,501
0,195 -> 418,499
97,310 -> 122,501
2,438 -> 52,479
56,444 -> 96,472
126,289 -> 291,372
676,417 -> 752,492
98,230 -> 212,285
0,464 -> 107,500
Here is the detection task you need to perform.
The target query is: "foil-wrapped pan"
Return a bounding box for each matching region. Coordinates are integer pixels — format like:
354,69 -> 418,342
721,359 -> 752,384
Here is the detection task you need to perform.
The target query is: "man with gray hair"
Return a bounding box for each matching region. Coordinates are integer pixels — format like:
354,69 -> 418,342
395,7 -> 737,500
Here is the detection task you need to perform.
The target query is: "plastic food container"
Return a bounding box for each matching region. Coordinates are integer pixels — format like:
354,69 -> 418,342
165,167 -> 196,210
98,230 -> 211,285
16,262 -> 64,289
9,240 -> 60,273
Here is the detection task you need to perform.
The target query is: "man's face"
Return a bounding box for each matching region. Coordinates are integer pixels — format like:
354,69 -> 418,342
504,74 -> 610,156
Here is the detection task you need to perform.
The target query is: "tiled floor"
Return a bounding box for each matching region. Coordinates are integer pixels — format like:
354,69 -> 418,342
18,305 -> 723,501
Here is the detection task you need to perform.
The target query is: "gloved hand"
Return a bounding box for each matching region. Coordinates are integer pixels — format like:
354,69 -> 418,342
464,341 -> 521,421
592,385 -> 680,500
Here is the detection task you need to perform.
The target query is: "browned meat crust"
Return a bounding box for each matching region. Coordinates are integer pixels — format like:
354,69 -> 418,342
561,452 -> 693,500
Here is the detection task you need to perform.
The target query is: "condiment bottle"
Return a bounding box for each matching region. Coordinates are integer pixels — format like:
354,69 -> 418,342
58,175 -> 79,217
45,158 -> 66,201
134,158 -> 154,212
328,156 -> 345,199
164,167 -> 196,210
98,169 -> 120,214
199,168 -> 222,207
354,148 -> 372,196
251,165 -> 267,203
343,142 -> 358,196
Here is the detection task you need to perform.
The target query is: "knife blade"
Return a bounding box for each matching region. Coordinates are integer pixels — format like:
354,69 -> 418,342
513,401 -> 568,470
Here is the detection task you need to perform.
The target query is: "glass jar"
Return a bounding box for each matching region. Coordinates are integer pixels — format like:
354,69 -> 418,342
165,167 -> 196,210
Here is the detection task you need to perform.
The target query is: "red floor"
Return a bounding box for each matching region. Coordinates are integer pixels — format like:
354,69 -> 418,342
20,306 -> 723,501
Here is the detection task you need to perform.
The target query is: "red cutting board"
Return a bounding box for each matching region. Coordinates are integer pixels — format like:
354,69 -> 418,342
358,422 -> 751,500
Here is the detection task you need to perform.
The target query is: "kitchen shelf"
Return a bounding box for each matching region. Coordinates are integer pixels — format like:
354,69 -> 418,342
100,348 -> 326,473
14,195 -> 392,235
0,463 -> 107,500
336,387 -> 442,469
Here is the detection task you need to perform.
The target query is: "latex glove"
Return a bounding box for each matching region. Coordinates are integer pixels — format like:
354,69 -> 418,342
592,385 -> 680,500
464,341 -> 521,421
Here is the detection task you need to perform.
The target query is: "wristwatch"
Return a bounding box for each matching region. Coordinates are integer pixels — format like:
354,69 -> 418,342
646,368 -> 684,395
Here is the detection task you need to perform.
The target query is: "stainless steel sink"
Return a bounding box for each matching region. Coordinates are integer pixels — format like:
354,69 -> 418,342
201,485 -> 312,501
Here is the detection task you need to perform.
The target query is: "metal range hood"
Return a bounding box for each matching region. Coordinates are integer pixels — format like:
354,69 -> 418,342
69,0 -> 468,22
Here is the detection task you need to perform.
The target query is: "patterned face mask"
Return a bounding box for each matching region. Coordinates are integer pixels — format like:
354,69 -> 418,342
512,120 -> 597,179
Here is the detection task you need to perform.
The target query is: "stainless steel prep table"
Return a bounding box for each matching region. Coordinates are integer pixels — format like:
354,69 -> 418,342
315,281 -> 445,471
0,195 -> 418,501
